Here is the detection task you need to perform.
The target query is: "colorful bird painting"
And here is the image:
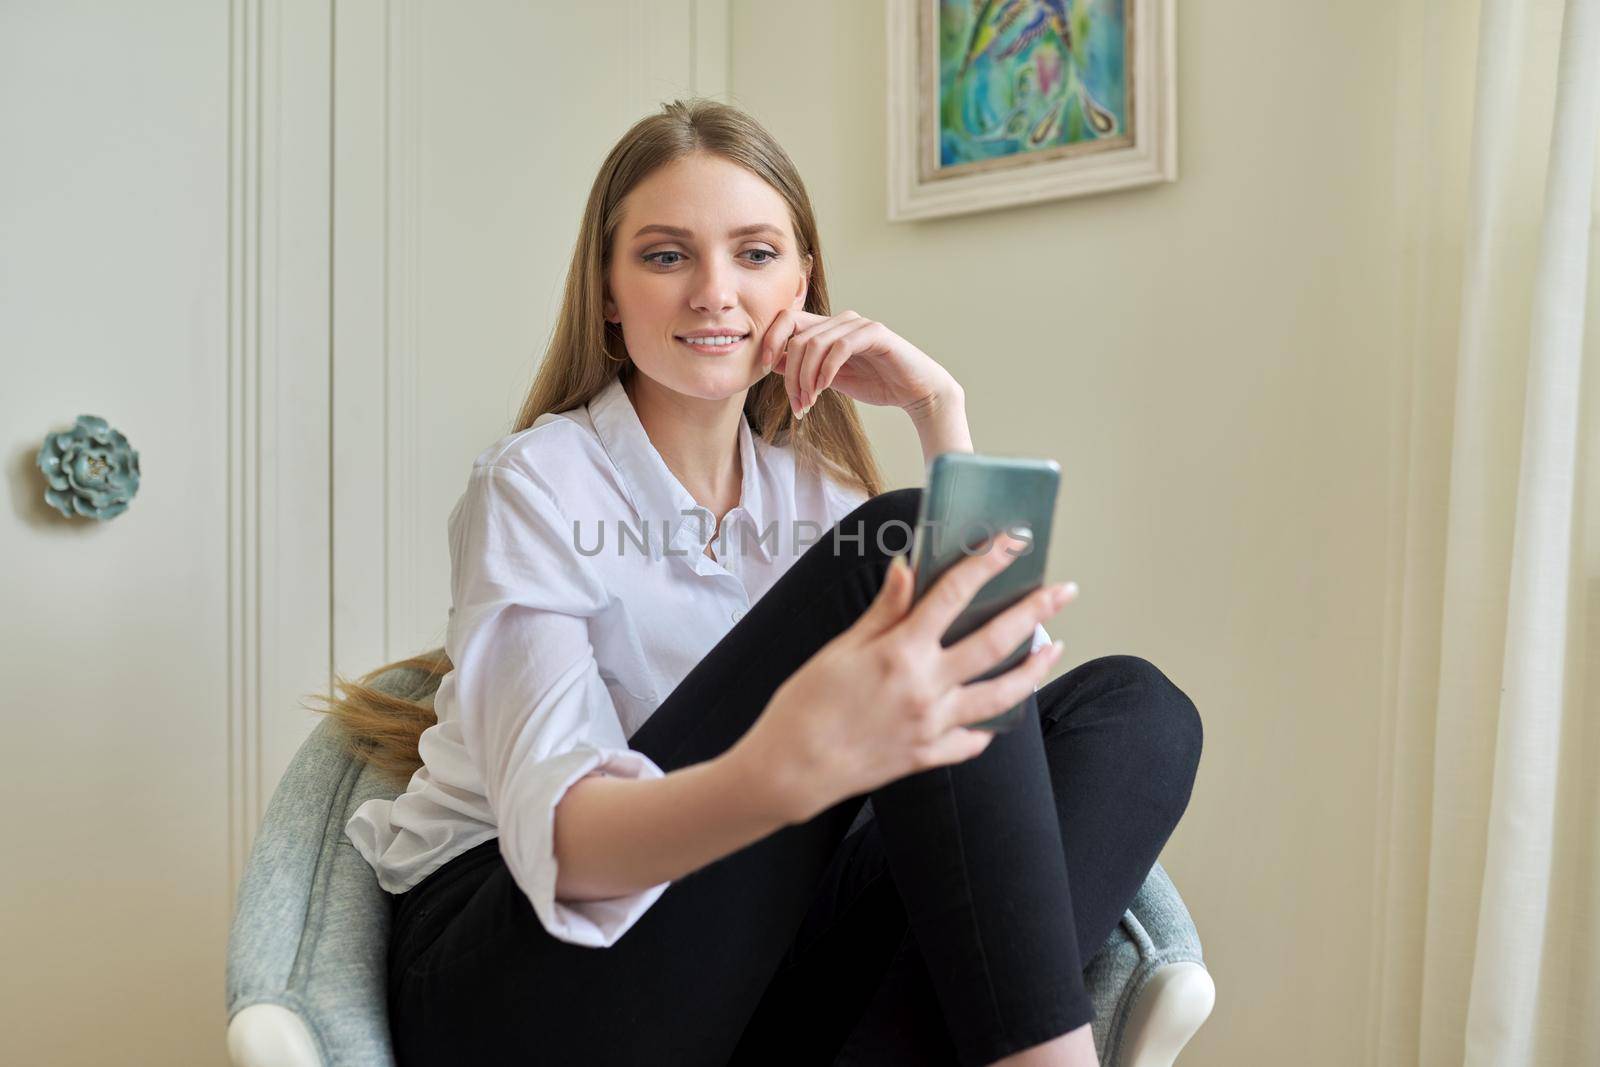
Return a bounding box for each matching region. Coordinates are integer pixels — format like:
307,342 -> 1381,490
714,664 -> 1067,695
958,0 -> 1073,76
941,0 -> 1125,163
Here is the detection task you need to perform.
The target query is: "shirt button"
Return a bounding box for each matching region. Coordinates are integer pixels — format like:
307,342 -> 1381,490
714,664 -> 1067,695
731,609 -> 745,622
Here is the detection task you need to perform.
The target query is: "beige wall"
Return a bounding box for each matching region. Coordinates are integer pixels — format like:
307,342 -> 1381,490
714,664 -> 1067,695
728,2 -> 1409,1062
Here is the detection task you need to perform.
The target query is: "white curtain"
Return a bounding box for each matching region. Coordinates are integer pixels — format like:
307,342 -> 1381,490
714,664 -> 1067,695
1375,0 -> 1600,1064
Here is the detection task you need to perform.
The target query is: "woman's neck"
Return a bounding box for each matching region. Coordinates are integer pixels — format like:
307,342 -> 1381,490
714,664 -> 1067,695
623,372 -> 745,522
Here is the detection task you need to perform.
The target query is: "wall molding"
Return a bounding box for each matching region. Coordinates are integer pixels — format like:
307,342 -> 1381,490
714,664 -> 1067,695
332,0 -> 422,677
227,0 -> 334,891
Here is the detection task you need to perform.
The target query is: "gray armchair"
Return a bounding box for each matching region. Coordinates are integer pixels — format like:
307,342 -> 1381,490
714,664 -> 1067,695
225,663 -> 1214,1066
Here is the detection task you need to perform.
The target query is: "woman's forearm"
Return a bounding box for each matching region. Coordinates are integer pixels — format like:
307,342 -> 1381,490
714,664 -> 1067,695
551,739 -> 798,902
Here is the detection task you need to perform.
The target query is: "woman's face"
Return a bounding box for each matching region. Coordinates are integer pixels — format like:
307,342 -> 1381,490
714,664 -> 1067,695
604,153 -> 810,402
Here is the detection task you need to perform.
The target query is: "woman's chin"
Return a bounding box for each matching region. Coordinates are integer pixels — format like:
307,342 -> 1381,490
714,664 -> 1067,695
683,358 -> 767,391
638,361 -> 763,402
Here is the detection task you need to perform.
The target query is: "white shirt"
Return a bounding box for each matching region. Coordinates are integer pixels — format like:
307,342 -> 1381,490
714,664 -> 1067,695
346,373 -> 1049,948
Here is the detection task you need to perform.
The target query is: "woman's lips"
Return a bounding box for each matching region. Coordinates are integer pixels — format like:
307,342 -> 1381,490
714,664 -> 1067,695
676,335 -> 749,354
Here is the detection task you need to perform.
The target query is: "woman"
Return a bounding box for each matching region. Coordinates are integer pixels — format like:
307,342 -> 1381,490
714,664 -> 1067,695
321,98 -> 1202,1067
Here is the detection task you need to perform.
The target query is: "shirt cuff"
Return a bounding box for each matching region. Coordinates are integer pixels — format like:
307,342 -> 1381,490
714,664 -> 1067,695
509,744 -> 671,949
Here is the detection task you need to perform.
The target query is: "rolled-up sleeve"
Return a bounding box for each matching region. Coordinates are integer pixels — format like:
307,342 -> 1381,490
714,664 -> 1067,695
446,462 -> 669,948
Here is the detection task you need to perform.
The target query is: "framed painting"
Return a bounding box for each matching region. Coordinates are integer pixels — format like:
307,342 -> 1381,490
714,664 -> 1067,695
887,0 -> 1176,221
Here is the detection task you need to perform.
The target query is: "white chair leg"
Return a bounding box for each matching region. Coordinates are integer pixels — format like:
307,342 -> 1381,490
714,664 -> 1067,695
226,1003 -> 324,1067
1118,961 -> 1215,1067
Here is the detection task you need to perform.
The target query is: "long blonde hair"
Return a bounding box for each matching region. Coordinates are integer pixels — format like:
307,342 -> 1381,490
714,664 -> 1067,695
309,97 -> 886,786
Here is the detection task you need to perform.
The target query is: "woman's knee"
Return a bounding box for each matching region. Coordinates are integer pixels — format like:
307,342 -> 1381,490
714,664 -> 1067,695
1087,653 -> 1203,793
812,486 -> 922,565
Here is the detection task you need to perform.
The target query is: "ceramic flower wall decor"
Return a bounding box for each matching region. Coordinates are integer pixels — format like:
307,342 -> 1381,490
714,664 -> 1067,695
36,414 -> 141,520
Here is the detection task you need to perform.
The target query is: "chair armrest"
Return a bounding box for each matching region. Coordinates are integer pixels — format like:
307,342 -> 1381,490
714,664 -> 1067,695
1117,961 -> 1214,1067
1084,861 -> 1210,1065
227,1004 -> 323,1067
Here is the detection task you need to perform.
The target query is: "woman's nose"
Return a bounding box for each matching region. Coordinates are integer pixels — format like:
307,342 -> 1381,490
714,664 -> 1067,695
689,258 -> 737,313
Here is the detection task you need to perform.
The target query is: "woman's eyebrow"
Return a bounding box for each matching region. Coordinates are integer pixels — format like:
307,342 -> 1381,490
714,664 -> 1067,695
632,223 -> 785,240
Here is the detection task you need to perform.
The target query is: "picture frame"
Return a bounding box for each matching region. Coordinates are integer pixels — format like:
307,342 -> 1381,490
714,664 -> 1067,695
886,0 -> 1177,221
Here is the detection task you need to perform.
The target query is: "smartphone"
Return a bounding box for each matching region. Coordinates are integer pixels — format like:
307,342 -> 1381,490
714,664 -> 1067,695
906,451 -> 1061,733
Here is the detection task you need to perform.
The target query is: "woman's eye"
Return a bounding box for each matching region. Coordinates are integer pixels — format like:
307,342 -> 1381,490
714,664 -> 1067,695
642,249 -> 779,268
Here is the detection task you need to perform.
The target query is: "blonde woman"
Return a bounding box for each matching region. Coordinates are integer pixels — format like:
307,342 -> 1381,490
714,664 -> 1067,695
325,99 -> 1202,1067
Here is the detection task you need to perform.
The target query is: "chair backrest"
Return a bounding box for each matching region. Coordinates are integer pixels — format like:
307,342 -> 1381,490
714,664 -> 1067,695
225,664 -> 439,1066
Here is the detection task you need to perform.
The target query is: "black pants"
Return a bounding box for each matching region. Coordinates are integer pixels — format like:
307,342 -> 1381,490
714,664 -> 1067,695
387,488 -> 1202,1066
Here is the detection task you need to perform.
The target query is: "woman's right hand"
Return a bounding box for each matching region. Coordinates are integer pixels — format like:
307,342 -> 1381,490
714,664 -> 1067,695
733,532 -> 1077,826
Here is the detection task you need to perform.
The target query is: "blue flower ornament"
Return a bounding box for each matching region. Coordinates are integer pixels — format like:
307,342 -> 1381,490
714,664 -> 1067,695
36,415 -> 141,520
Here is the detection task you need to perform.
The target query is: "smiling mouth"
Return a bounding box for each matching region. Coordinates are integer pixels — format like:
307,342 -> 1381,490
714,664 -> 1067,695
676,334 -> 750,352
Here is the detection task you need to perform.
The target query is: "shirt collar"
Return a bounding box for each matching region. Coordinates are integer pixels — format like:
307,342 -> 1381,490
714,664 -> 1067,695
587,374 -> 772,564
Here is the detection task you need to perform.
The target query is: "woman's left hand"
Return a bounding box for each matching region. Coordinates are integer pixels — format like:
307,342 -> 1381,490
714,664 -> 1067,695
760,309 -> 960,419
